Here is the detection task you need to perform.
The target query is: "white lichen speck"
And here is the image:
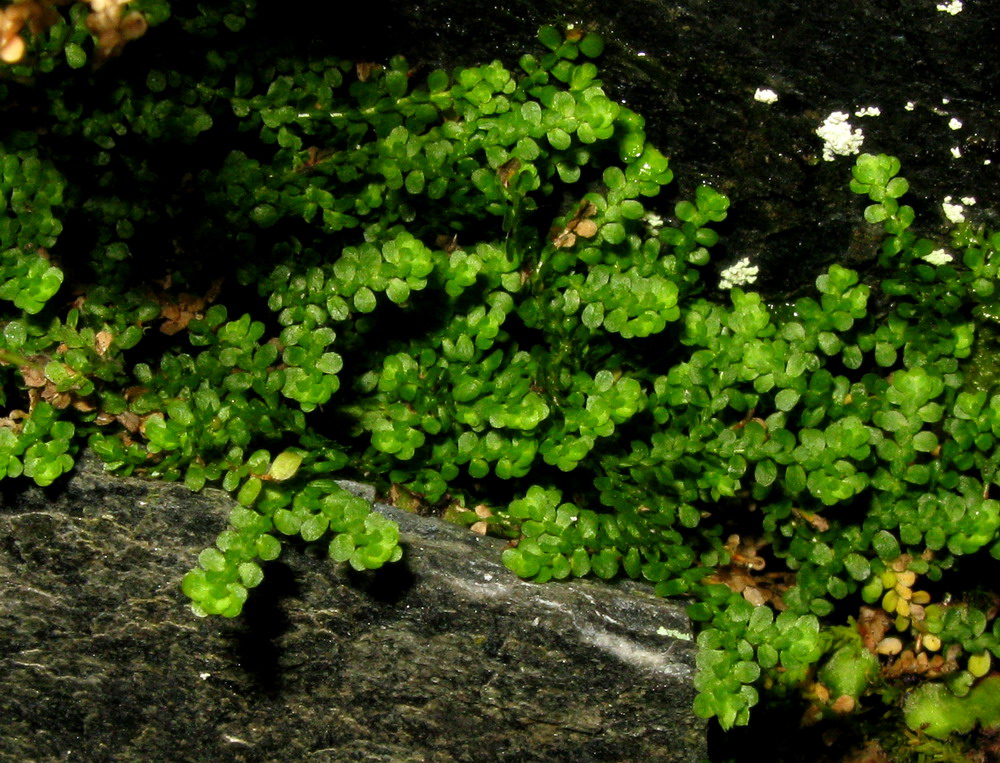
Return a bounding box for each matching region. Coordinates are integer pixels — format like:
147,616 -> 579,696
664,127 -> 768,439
949,117 -> 963,130
922,249 -> 953,266
816,111 -> 864,161
719,258 -> 759,290
937,0 -> 963,14
642,211 -> 664,232
942,196 -> 966,224
753,88 -> 778,104
855,106 -> 881,118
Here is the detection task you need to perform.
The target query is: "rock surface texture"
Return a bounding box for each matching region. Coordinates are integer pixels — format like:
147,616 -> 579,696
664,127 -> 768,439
0,454 -> 703,762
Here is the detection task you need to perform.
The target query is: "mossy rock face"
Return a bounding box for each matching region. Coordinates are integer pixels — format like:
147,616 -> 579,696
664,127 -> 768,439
5,1 -> 1000,754
357,0 -> 1000,296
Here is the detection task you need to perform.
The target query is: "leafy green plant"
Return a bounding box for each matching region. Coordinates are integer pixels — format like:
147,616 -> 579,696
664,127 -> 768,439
4,2 -> 1000,756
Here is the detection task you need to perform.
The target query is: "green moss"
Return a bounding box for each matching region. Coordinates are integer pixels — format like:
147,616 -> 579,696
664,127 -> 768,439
4,1 -> 1000,749
904,676 -> 1000,740
818,640 -> 879,702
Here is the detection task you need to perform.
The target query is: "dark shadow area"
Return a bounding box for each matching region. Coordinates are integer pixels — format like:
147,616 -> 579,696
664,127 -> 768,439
250,0 -> 408,62
707,703 -> 870,762
0,468 -> 77,515
231,559 -> 298,695
344,544 -> 418,605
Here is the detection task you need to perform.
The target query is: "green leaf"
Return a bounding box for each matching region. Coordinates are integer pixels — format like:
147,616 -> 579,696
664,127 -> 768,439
427,69 -> 449,93
268,450 -> 303,481
251,204 -> 279,227
547,128 -> 571,151
754,459 -> 777,487
502,547 -> 541,578
329,532 -> 355,563
872,530 -> 901,561
591,549 -> 619,579
578,33 -> 605,58
774,389 -> 800,412
354,287 -> 377,312
65,43 -> 87,69
538,25 -> 563,51
912,431 -> 938,452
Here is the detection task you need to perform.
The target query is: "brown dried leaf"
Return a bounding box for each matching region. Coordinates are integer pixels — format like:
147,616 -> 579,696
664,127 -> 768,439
19,363 -> 47,388
44,390 -> 72,410
843,741 -> 892,763
831,694 -> 856,714
723,533 -> 768,571
387,483 -> 424,513
124,386 -> 148,402
858,605 -> 891,653
116,411 -> 142,432
811,682 -> 831,704
72,396 -> 96,412
355,61 -> 382,82
801,703 -> 824,727
95,330 -> 114,356
882,648 -> 957,680
498,158 -> 521,189
435,233 -> 460,254
85,0 -> 148,60
792,507 -> 830,532
551,200 -> 598,249
1,35 -> 24,64
158,293 -> 205,335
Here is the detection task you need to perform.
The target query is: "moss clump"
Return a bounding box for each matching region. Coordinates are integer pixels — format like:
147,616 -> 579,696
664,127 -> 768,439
904,675 -> 1000,740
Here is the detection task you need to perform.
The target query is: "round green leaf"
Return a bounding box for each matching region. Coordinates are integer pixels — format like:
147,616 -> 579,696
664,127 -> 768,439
65,43 -> 87,69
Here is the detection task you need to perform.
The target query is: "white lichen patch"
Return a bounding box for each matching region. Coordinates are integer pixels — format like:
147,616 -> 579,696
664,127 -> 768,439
922,249 -> 954,266
719,257 -> 759,290
949,117 -> 963,130
855,106 -> 881,118
936,0 -> 963,14
951,146 -> 962,159
961,196 -> 977,206
942,196 -> 966,224
905,101 -> 916,111
642,211 -> 664,233
583,626 -> 687,676
656,625 -> 693,641
753,88 -> 778,104
816,111 -> 864,161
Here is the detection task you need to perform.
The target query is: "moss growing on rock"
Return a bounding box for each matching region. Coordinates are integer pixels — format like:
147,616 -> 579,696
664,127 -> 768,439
3,1 -> 1000,753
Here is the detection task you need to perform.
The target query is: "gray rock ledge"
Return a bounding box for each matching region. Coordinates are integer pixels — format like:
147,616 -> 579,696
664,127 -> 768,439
0,452 -> 704,762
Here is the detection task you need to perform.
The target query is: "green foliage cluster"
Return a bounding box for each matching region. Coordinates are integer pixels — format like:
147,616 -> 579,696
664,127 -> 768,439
4,1 -> 1000,749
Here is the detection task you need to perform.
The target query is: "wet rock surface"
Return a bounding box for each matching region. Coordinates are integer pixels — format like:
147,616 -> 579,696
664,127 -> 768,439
0,453 -> 702,762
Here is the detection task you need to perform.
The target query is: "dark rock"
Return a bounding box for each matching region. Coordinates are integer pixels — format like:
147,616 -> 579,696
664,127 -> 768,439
0,453 -> 703,762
